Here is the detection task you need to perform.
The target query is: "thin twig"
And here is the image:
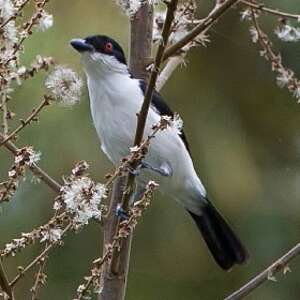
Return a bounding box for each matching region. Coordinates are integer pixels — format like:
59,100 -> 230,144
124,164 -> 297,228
250,9 -> 300,100
0,95 -> 51,147
2,0 -> 49,68
76,182 -> 156,299
0,134 -> 61,193
224,243 -> 300,300
9,223 -> 71,288
241,0 -> 300,20
1,93 -> 9,135
0,0 -> 31,30
110,0 -> 179,274
149,0 -> 240,64
0,260 -> 14,299
30,248 -> 48,300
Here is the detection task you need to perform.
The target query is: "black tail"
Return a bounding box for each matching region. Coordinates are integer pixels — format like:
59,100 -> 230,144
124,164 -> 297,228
188,201 -> 249,270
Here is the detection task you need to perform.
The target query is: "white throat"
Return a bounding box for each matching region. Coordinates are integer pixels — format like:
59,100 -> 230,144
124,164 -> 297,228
82,54 -> 144,163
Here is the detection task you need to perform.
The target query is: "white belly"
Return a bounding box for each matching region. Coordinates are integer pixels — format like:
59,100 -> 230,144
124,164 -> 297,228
87,73 -> 206,209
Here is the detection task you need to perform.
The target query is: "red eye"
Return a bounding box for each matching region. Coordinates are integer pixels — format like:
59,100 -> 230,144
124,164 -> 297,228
104,42 -> 113,53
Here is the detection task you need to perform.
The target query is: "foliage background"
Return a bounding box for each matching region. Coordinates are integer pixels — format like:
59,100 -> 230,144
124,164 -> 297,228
1,0 -> 300,299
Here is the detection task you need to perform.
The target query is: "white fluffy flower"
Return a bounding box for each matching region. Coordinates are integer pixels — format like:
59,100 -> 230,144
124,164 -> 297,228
293,86 -> 300,101
115,0 -> 142,17
59,177 -> 107,226
249,26 -> 259,43
37,11 -> 53,32
28,150 -> 41,165
153,10 -> 165,42
153,9 -> 188,43
171,113 -> 183,134
240,8 -> 252,21
40,228 -> 62,243
276,71 -> 292,88
0,0 -> 18,46
275,24 -> 300,42
14,147 -> 41,166
45,66 -> 83,105
4,237 -> 26,256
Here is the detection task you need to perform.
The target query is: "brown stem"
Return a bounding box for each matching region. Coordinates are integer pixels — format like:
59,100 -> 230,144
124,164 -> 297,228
2,0 -> 48,67
9,223 -> 71,288
0,0 -> 31,30
224,243 -> 300,300
0,259 -> 14,299
148,0 -> 240,65
98,2 -> 154,300
30,248 -> 48,300
0,95 -> 51,147
0,134 -> 61,193
241,0 -> 300,20
1,93 -> 9,135
109,0 -> 178,275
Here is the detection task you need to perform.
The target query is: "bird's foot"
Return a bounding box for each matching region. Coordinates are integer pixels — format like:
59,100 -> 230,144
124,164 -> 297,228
116,204 -> 129,220
141,161 -> 172,177
127,164 -> 141,176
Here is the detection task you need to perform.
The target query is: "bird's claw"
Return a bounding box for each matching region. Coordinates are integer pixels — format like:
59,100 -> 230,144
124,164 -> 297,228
127,165 -> 141,176
116,204 -> 129,220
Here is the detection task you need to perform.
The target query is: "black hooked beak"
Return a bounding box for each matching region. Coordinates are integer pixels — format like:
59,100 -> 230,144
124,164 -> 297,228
70,39 -> 94,53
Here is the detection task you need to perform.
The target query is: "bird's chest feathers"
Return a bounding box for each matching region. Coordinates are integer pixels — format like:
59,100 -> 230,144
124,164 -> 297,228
87,74 -> 143,162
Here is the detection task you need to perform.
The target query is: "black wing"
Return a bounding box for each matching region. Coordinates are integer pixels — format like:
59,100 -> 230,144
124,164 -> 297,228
139,80 -> 191,155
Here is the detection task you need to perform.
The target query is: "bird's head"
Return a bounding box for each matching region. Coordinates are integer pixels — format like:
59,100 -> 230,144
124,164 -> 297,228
70,35 -> 127,76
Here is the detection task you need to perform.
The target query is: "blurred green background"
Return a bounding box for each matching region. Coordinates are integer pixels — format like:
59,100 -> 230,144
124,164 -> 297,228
1,0 -> 300,299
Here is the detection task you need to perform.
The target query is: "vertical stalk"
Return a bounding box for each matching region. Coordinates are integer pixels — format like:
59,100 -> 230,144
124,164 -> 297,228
98,3 -> 153,300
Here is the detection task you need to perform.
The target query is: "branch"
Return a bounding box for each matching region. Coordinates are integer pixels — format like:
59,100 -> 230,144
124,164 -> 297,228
9,223 -> 71,288
76,182 -> 157,299
224,242 -> 300,300
110,0 -> 179,275
0,95 -> 51,147
153,0 -> 240,63
98,2 -> 154,299
0,260 -> 14,299
0,0 -> 31,30
2,0 -> 49,68
30,246 -> 48,300
250,9 -> 300,101
1,93 -> 9,135
241,1 -> 300,20
0,134 -> 61,193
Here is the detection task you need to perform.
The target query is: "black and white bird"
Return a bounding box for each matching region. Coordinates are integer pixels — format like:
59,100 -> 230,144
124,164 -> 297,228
70,35 -> 249,270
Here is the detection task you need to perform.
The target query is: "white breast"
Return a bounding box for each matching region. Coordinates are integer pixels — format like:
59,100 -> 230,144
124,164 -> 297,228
86,69 -> 207,207
87,72 -> 143,163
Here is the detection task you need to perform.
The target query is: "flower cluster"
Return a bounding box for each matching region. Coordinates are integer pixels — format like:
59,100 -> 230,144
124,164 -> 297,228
249,17 -> 300,102
10,55 -> 55,84
55,161 -> 107,228
45,65 -> 83,106
153,114 -> 183,134
0,0 -> 18,48
118,180 -> 159,237
114,0 -> 142,17
153,1 -> 209,48
37,10 -> 54,32
74,180 -> 158,300
242,4 -> 300,102
0,0 -> 54,142
0,147 -> 41,202
275,24 -> 300,42
1,213 -> 66,257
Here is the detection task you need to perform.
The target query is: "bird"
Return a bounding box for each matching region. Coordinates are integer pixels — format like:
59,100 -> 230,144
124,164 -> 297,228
70,34 -> 249,270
